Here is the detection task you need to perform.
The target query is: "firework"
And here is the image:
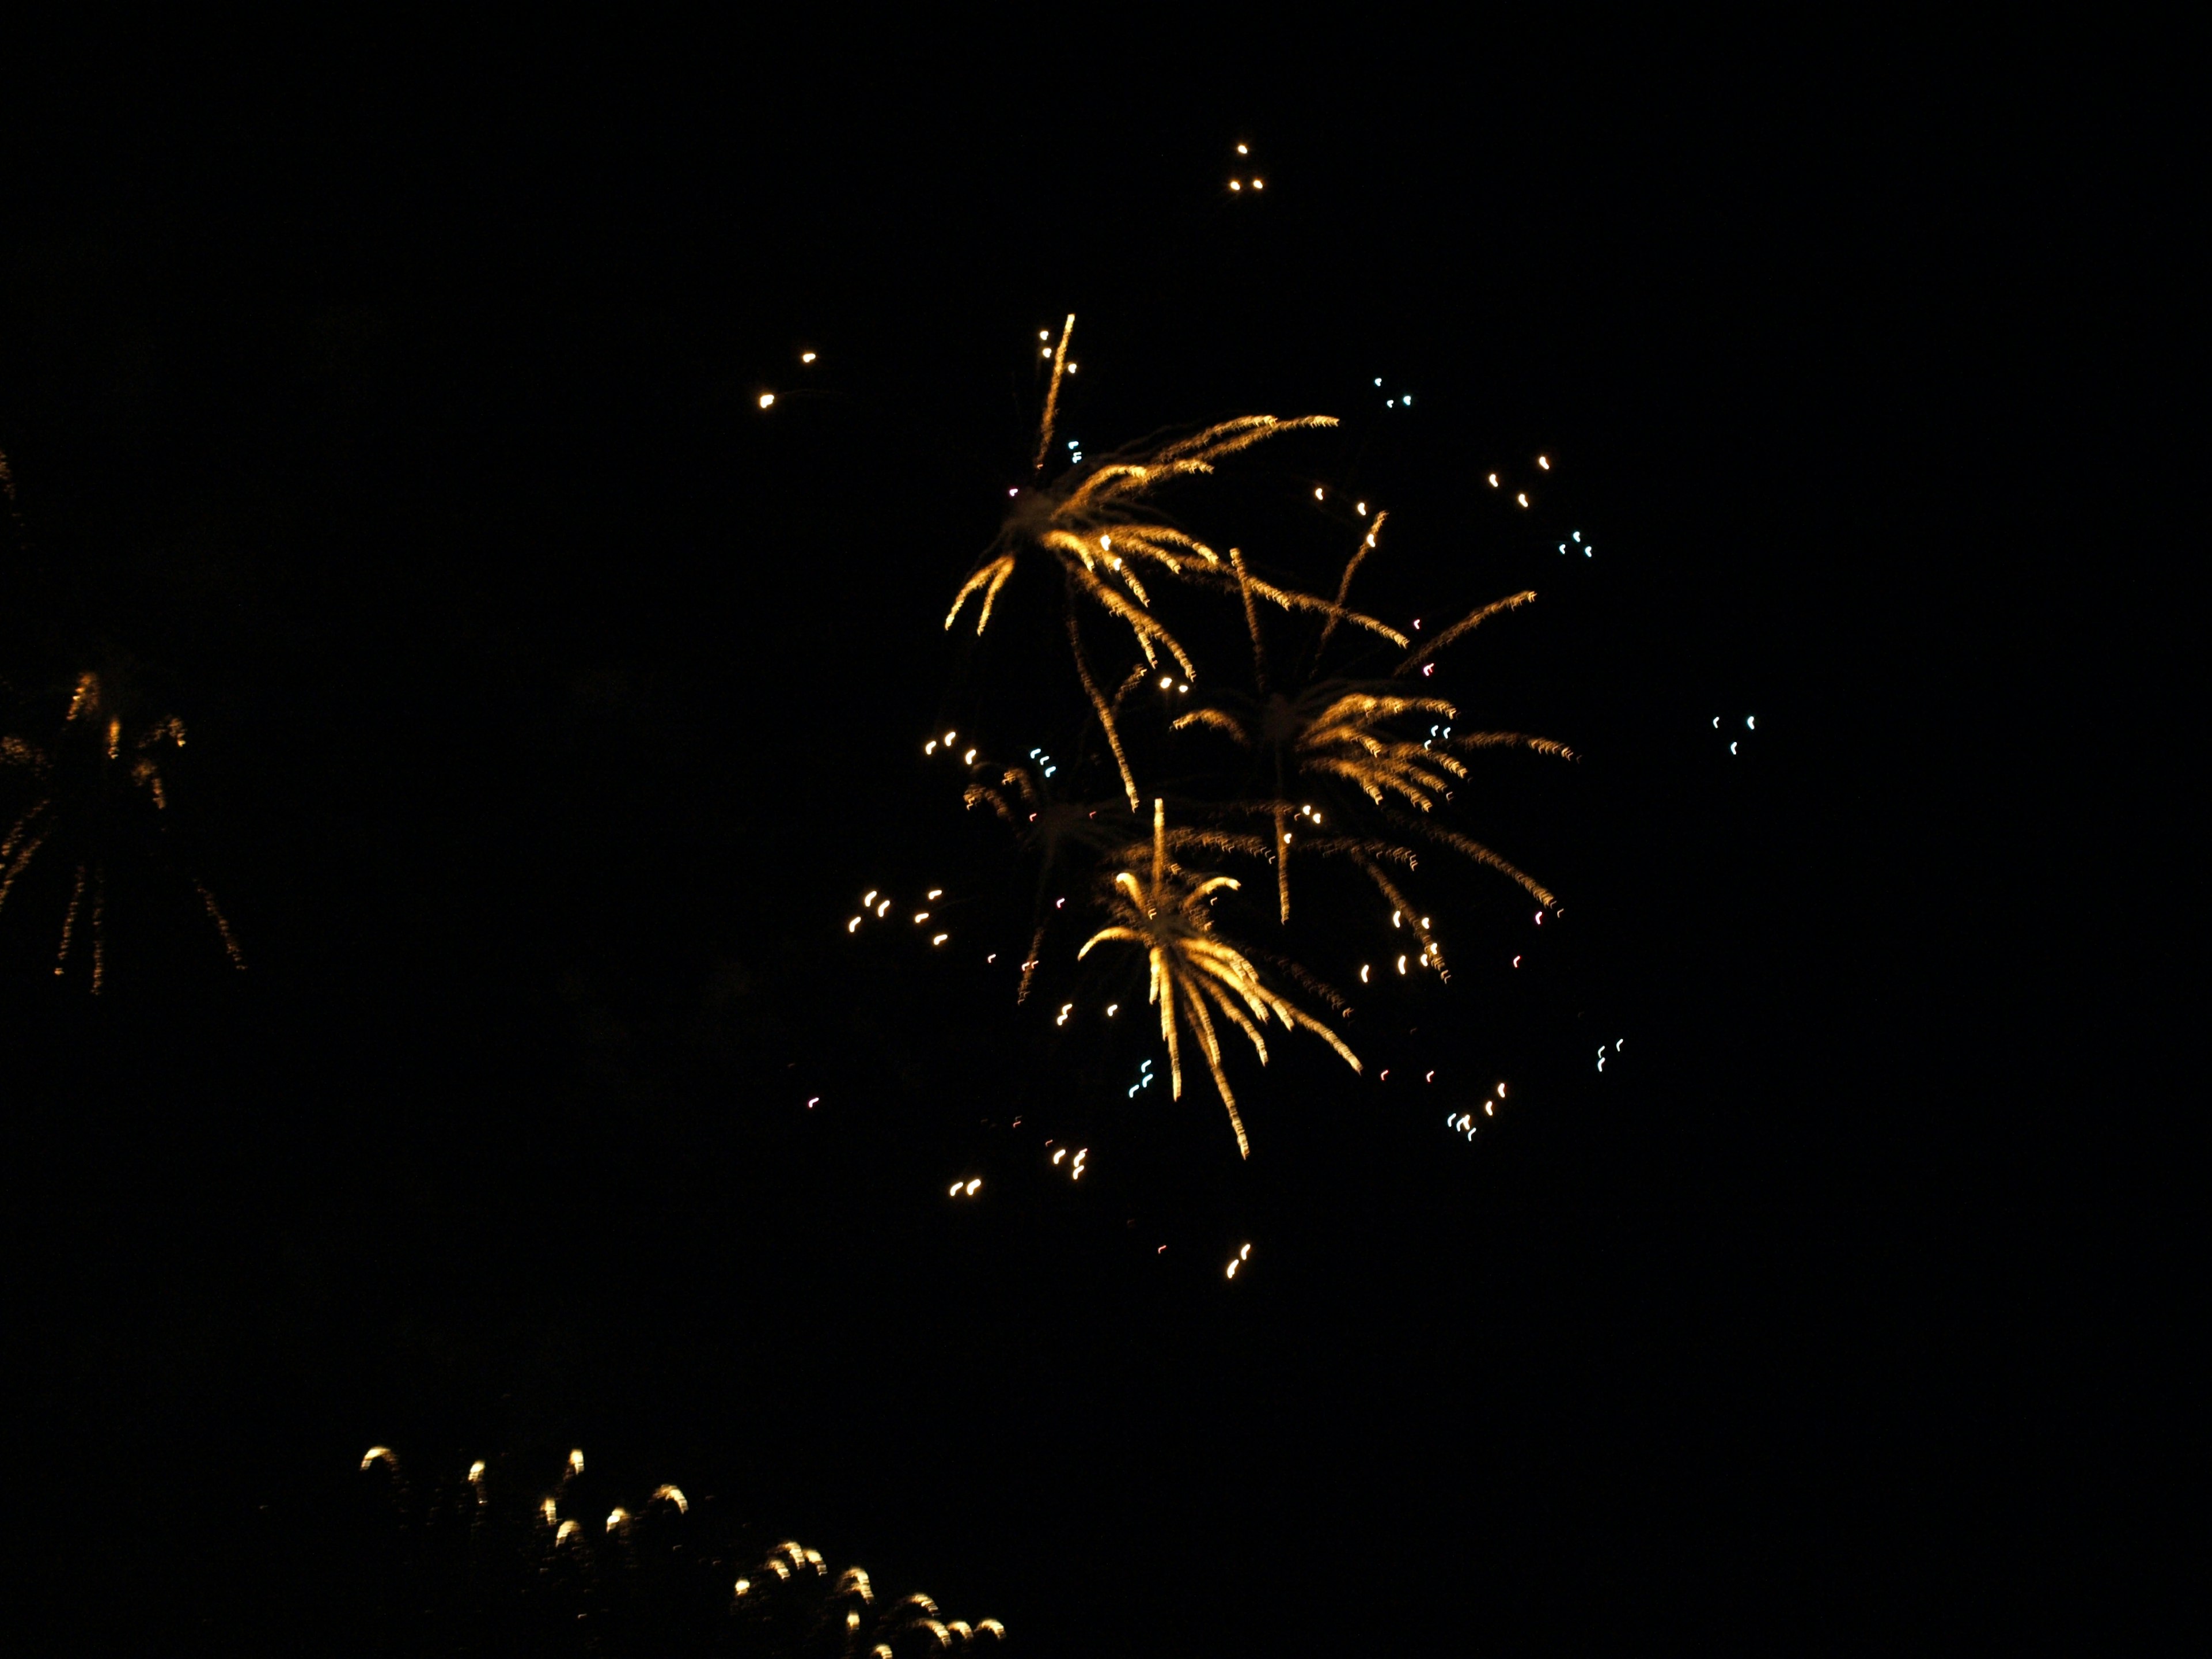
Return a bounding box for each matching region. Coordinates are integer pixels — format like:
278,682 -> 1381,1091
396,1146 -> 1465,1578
1079,800 -> 1358,1158
944,313 -> 1345,807
0,672 -> 243,989
0,445 -> 23,546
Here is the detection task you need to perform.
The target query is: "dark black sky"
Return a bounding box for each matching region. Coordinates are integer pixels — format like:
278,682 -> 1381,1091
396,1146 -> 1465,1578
0,18 -> 2173,1654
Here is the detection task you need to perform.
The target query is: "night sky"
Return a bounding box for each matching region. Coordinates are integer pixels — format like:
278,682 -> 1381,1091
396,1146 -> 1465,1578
1,20 -> 2166,1654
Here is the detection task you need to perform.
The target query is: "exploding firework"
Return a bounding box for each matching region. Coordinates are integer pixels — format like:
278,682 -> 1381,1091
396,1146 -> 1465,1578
1079,799 -> 1358,1158
944,313 -> 1349,808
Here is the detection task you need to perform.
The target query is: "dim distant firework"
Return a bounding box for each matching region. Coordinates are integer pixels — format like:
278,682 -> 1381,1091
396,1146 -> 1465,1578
0,671 -> 243,989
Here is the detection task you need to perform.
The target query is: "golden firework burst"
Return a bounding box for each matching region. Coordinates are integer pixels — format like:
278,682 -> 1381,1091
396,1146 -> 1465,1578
944,313 -> 1349,807
1079,800 -> 1357,1157
1175,513 -> 1571,924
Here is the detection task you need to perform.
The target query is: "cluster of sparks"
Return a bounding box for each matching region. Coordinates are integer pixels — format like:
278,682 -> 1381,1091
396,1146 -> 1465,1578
756,346 -> 820,411
1227,140 -> 1264,193
359,1446 -> 1005,1650
737,1553 -> 1005,1653
1446,1080 -> 1509,1141
848,881 -> 950,948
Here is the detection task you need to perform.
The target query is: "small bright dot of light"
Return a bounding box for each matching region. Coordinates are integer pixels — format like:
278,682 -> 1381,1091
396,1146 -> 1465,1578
758,393 -> 775,408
